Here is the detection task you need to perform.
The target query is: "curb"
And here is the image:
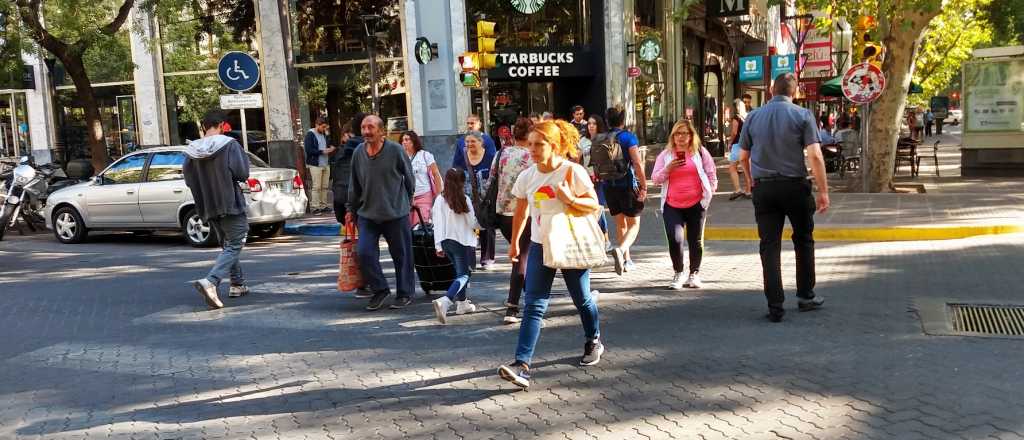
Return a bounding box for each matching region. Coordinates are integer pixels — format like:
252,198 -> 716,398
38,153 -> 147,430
284,222 -> 341,236
705,224 -> 1024,241
286,221 -> 1024,241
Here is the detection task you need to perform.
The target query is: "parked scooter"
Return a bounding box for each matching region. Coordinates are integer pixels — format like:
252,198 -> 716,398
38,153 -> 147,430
0,156 -> 88,241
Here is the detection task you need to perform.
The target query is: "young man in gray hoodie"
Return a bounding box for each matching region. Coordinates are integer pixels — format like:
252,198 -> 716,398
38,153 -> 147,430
183,110 -> 251,309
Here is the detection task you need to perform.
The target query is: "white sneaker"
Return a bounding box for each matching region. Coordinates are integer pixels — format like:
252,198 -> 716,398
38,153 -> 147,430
432,297 -> 453,324
623,260 -> 636,272
455,300 -> 477,315
669,272 -> 685,290
192,279 -> 223,309
685,273 -> 703,289
228,284 -> 249,298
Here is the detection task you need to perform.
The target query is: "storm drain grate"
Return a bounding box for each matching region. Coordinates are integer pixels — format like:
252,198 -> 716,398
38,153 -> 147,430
948,303 -> 1024,336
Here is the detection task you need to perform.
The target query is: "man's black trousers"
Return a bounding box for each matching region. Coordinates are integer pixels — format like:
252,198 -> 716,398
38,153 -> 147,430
751,178 -> 817,311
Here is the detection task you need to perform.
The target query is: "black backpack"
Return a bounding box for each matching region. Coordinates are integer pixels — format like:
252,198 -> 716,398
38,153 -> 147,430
589,130 -> 629,181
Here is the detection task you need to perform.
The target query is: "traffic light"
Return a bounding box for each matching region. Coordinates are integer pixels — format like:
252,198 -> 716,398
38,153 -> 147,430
459,52 -> 480,87
853,16 -> 877,64
476,20 -> 499,70
862,42 -> 884,68
852,15 -> 884,68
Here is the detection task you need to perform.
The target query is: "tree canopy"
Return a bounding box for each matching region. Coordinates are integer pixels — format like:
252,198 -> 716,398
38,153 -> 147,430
983,0 -> 1024,46
910,0 -> 994,105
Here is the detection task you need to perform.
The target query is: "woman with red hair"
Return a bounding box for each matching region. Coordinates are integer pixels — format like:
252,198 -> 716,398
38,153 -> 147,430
497,119 -> 605,390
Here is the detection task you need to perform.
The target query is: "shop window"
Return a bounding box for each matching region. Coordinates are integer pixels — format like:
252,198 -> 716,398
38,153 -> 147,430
296,61 -> 407,145
291,0 -> 404,63
684,64 -> 700,121
467,0 -> 591,48
56,85 -> 140,162
46,29 -> 136,163
0,93 -> 31,158
703,70 -> 722,143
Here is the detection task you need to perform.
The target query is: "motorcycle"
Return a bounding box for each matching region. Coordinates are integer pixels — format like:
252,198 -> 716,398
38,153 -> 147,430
0,156 -> 82,241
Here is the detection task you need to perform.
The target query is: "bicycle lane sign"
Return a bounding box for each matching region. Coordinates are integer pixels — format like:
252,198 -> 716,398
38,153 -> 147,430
218,52 -> 260,92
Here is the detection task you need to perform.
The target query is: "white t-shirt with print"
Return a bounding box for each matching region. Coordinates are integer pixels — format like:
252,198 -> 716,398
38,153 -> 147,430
410,150 -> 436,196
511,160 -> 594,244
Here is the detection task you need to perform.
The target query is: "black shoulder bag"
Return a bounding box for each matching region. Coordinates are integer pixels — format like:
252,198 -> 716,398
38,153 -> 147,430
465,147 -> 502,229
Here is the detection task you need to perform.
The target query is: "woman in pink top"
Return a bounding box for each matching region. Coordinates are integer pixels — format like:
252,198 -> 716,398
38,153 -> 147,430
651,120 -> 719,290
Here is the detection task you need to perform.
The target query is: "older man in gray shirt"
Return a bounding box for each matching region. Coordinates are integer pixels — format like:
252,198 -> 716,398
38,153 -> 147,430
739,73 -> 830,323
346,115 -> 416,311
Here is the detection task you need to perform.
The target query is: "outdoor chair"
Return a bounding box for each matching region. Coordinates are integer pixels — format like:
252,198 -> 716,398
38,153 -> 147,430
823,143 -> 843,174
838,140 -> 861,178
894,138 -> 919,177
916,140 -> 940,177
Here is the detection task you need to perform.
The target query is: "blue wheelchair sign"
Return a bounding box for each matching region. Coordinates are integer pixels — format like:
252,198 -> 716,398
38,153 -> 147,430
218,52 -> 260,92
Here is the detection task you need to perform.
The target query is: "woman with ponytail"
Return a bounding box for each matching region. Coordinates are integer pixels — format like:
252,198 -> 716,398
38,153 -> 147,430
497,119 -> 605,390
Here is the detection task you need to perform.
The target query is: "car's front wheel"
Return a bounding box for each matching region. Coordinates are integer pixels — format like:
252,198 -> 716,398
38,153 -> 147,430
53,206 -> 89,244
182,208 -> 218,247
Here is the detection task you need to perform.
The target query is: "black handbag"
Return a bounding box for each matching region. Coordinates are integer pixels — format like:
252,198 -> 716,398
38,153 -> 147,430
465,147 -> 502,229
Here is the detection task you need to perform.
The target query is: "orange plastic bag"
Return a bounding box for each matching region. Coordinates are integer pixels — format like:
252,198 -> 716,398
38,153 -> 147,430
337,222 -> 363,292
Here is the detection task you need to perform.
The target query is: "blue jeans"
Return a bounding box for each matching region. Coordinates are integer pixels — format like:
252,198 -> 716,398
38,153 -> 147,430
357,216 -> 415,299
440,239 -> 474,301
206,214 -> 248,286
515,243 -> 601,365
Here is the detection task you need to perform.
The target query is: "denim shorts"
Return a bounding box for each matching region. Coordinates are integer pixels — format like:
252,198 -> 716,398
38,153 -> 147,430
728,143 -> 742,162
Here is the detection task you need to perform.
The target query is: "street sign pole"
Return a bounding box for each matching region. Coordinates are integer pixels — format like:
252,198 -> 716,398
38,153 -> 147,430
239,92 -> 249,153
481,70 -> 491,134
862,102 -> 870,192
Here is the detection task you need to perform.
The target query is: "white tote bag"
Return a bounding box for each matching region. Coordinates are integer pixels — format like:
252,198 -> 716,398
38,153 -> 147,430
538,167 -> 608,269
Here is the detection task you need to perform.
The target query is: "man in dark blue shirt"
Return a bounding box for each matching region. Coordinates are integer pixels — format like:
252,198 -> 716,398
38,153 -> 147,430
451,114 -> 497,170
604,106 -> 648,276
739,73 -> 830,323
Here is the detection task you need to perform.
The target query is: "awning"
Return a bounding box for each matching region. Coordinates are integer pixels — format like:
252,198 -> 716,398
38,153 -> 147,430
821,76 -> 843,97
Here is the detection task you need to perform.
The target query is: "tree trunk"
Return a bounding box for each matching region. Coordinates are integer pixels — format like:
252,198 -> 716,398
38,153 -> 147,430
62,55 -> 109,172
864,10 -> 942,192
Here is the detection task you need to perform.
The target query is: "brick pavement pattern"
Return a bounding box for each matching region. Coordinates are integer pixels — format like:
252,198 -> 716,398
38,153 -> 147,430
2,230 -> 1024,439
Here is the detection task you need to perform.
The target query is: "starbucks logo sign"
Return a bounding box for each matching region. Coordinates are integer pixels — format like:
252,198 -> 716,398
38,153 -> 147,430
510,0 -> 546,14
638,37 -> 661,63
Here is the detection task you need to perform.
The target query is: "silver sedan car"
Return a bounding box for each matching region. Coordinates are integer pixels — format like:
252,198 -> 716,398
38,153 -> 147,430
45,146 -> 308,246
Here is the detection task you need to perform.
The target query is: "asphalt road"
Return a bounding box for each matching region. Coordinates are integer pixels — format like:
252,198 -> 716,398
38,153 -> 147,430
2,229 -> 1024,439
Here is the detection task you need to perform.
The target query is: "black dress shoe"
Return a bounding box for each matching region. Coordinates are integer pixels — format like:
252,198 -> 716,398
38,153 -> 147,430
798,296 -> 824,312
390,296 -> 414,309
766,310 -> 785,322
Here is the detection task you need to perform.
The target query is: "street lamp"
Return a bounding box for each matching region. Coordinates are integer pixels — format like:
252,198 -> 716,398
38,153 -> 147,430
360,14 -> 386,115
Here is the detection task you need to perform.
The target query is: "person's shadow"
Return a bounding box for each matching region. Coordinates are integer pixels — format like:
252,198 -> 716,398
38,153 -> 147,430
17,357 -> 578,436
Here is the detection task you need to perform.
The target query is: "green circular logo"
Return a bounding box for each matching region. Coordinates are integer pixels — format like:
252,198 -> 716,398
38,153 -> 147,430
638,37 -> 661,63
415,38 -> 433,64
510,0 -> 546,14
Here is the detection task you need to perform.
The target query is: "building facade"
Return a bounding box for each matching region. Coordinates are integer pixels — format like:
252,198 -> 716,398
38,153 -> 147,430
9,0 -> 777,169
